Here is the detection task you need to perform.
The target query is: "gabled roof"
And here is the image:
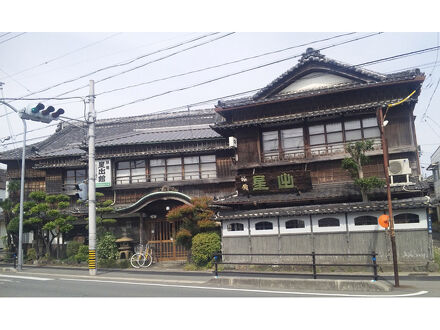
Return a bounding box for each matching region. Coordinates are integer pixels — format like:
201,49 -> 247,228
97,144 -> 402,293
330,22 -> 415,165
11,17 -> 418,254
216,48 -> 424,111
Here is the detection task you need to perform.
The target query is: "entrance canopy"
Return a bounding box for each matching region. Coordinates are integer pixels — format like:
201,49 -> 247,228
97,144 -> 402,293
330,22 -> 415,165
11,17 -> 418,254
116,191 -> 192,215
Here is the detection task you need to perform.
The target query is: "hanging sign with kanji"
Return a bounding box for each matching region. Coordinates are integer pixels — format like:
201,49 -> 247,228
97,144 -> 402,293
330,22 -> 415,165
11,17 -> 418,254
236,169 -> 312,195
95,159 -> 112,188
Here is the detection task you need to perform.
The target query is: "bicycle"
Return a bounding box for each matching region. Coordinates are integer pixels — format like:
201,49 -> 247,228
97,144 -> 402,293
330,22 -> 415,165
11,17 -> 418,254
130,243 -> 154,268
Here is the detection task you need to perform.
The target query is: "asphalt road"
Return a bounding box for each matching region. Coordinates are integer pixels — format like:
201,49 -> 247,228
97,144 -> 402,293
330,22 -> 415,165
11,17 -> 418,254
1,267 -> 439,297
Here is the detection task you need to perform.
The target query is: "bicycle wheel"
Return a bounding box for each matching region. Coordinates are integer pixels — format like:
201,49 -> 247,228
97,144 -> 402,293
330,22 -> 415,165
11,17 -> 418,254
142,253 -> 153,268
130,253 -> 145,268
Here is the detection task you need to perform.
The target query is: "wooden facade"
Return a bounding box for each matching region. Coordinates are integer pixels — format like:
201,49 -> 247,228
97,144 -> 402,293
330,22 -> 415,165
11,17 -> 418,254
0,48 -> 433,264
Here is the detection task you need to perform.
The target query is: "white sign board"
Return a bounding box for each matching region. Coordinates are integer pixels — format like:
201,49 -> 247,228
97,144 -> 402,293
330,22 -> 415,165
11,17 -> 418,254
95,159 -> 112,188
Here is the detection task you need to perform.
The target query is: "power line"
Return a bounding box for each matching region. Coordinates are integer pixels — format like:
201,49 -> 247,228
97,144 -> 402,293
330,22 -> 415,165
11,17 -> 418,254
96,33 -> 387,114
2,34 -> 437,143
56,32 -> 236,97
0,32 -> 12,39
0,33 -> 123,81
96,32 -> 358,97
0,67 -> 32,92
5,32 -> 196,83
11,32 -> 221,101
0,88 -> 260,143
0,32 -> 26,46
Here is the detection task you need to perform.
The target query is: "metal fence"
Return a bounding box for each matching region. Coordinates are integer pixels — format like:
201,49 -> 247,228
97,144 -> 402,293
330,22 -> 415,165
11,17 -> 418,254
213,252 -> 378,280
0,250 -> 17,268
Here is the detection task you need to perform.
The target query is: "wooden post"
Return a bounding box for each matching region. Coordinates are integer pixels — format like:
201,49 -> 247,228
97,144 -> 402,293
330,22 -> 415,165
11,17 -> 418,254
140,213 -> 145,245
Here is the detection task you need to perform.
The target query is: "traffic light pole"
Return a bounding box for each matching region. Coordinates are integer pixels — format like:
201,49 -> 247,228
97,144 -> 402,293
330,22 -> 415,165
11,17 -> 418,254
88,80 -> 97,275
0,100 -> 26,271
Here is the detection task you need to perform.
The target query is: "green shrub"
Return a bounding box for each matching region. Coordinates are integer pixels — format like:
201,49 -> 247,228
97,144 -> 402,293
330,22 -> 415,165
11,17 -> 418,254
97,232 -> 118,260
75,245 -> 89,263
176,228 -> 192,249
26,248 -> 37,261
66,241 -> 81,258
191,232 -> 221,266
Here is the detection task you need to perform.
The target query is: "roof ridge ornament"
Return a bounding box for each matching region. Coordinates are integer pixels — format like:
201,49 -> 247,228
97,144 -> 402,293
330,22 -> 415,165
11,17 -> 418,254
300,47 -> 325,63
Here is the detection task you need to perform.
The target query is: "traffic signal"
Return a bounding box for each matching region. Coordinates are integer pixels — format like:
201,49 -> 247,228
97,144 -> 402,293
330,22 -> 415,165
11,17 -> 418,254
75,181 -> 88,201
19,103 -> 65,123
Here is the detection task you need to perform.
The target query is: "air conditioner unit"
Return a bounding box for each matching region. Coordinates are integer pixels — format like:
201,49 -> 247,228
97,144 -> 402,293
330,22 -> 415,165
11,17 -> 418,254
389,158 -> 412,186
229,136 -> 237,148
389,159 -> 411,176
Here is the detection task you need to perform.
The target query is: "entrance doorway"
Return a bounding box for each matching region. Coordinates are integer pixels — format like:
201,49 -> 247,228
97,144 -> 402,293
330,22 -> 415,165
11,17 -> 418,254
139,197 -> 189,261
145,219 -> 187,261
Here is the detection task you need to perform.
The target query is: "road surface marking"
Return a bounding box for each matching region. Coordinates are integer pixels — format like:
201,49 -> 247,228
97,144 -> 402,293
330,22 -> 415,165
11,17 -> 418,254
58,277 -> 428,297
22,271 -> 206,284
0,274 -> 53,281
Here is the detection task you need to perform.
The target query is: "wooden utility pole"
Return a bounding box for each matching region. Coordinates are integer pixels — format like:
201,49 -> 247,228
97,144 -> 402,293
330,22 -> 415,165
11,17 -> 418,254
377,106 -> 400,287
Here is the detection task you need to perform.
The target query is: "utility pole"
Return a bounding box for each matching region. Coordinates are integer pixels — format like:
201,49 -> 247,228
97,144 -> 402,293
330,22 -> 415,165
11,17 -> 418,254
377,106 -> 400,287
88,80 -> 97,275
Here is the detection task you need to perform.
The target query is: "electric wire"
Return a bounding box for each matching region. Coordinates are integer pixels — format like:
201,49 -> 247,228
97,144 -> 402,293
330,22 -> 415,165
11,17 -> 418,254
0,88 -> 260,142
0,32 -> 26,46
95,32 -> 358,97
6,32 -> 196,83
0,32 -> 123,80
1,34 -> 439,148
0,32 -> 12,39
11,32 -> 221,101
56,32 -> 236,97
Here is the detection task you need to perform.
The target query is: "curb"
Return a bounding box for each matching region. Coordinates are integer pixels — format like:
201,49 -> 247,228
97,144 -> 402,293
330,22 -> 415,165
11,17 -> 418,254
208,276 -> 392,292
1,267 -> 18,273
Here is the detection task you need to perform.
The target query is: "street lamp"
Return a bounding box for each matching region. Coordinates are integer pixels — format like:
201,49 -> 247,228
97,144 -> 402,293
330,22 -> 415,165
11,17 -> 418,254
377,106 -> 400,287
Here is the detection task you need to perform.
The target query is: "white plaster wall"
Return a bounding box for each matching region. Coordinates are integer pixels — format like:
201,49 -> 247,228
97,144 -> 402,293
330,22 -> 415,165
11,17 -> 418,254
278,72 -> 354,94
311,213 -> 346,233
279,215 -> 311,234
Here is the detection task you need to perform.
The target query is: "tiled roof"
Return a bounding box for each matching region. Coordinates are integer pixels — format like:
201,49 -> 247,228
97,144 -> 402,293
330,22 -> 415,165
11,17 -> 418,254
212,98 -> 407,131
216,48 -> 424,110
215,197 -> 430,220
0,108 -> 223,161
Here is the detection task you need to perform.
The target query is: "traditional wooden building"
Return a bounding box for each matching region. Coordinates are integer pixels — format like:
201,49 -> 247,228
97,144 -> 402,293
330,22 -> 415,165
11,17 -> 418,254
212,48 -> 433,268
0,48 -> 434,267
0,109 -> 236,260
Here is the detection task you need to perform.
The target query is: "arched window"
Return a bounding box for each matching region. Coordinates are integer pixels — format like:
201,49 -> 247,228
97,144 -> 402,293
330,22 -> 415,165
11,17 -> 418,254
255,221 -> 273,230
227,223 -> 244,232
394,213 -> 419,224
354,216 -> 377,226
285,219 -> 305,229
318,218 -> 340,227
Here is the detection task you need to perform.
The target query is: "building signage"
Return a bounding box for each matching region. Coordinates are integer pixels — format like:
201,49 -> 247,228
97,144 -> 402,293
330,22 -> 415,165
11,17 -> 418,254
236,169 -> 312,195
95,159 -> 112,188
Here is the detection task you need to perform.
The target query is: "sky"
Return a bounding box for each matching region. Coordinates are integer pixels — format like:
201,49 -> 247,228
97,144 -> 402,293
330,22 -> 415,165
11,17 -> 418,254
1,0 -> 439,327
1,30 -> 439,174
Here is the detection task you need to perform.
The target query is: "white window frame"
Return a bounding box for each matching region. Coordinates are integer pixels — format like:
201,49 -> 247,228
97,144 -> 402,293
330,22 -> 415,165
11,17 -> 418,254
279,215 -> 310,234
393,209 -> 427,230
250,218 -> 278,236
222,220 -> 249,237
347,211 -> 384,232
312,213 -> 346,233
